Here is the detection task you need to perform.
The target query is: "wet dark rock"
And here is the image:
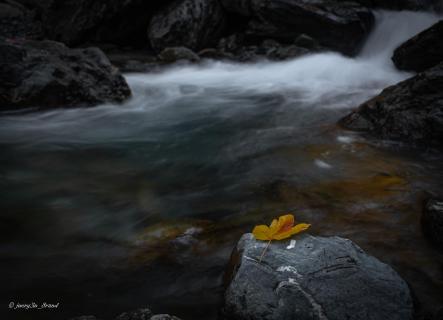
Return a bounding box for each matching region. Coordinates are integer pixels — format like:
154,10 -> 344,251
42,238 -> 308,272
221,44 -> 310,62
158,47 -> 200,63
353,0 -> 442,11
422,199 -> 443,248
149,316 -> 181,320
269,45 -> 310,61
220,0 -> 253,16
0,0 -> 43,39
219,0 -> 374,56
392,20 -> 443,72
0,38 -> 131,111
222,233 -> 414,320
71,308 -> 182,320
294,34 -> 319,50
53,1 -> 170,46
3,1 -> 174,46
217,34 -> 246,54
217,35 -> 318,62
148,0 -> 226,52
198,48 -> 233,60
114,308 -> 153,320
105,50 -> 160,73
339,62 -> 443,148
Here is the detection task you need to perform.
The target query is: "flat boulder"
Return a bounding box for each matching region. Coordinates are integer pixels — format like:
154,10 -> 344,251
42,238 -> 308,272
0,38 -> 131,111
339,62 -> 443,148
148,0 -> 226,52
392,20 -> 443,72
222,233 -> 414,320
221,0 -> 374,56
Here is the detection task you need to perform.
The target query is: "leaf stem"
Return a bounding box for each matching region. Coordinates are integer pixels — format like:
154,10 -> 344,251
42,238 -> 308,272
259,239 -> 272,263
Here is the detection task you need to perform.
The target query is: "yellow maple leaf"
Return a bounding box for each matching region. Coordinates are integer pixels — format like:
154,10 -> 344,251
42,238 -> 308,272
253,214 -> 310,241
252,214 -> 310,262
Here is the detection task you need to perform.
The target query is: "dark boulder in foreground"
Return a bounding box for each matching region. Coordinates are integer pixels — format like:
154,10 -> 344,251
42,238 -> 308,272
0,38 -> 131,111
148,0 -> 226,52
422,199 -> 443,249
222,233 -> 413,320
70,308 -> 182,320
392,20 -> 443,72
339,62 -> 443,148
220,0 -> 374,56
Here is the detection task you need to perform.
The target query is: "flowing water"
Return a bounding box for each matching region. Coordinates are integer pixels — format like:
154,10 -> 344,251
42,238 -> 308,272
1,11 -> 443,320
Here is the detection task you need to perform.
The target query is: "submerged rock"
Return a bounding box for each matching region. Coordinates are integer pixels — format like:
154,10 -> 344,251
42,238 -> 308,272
392,20 -> 443,72
422,199 -> 443,249
148,0 -> 226,51
222,234 -> 413,320
339,62 -> 443,148
0,38 -> 131,111
220,0 -> 374,56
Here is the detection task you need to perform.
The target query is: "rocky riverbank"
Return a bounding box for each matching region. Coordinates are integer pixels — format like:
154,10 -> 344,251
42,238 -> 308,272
339,18 -> 443,150
0,38 -> 131,111
1,0 -> 442,111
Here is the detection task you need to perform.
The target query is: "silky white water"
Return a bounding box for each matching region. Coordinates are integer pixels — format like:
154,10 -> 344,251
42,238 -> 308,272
0,11 -> 440,145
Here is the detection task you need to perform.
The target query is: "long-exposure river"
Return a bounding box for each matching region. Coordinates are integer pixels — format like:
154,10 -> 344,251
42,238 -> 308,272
1,10 -> 442,320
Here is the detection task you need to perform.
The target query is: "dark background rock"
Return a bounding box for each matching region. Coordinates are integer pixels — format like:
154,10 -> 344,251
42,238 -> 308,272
0,0 -> 44,39
148,0 -> 226,52
339,62 -> 443,148
2,0 -> 440,55
222,234 -> 414,320
219,0 -> 374,56
1,0 -> 174,46
0,38 -> 131,111
392,20 -> 443,72
422,199 -> 443,249
43,0 -> 171,47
